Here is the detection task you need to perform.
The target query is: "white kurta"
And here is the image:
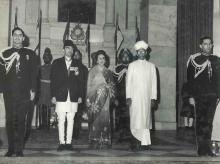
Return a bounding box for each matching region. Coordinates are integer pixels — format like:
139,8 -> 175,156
126,59 -> 157,145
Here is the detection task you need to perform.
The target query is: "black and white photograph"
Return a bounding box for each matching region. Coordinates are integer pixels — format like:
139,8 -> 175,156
0,0 -> 220,163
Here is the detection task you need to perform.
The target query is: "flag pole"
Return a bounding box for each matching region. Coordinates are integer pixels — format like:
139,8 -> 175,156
87,18 -> 90,68
14,7 -> 18,28
63,9 -> 70,43
8,1 -> 13,46
115,13 -> 119,66
38,9 -> 42,59
85,3 -> 91,68
135,16 -> 141,42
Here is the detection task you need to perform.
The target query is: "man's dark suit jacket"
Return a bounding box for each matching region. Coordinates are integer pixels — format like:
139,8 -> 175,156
51,57 -> 84,102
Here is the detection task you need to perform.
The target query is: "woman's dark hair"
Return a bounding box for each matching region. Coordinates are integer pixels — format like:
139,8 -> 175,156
118,48 -> 133,63
93,50 -> 110,68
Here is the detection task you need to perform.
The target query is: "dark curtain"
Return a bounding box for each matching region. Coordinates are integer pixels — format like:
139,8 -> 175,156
177,0 -> 213,127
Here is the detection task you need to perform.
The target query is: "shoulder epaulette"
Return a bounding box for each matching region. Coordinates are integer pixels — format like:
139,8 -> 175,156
0,47 -> 12,54
0,47 -> 12,59
186,53 -> 201,67
23,47 -> 35,51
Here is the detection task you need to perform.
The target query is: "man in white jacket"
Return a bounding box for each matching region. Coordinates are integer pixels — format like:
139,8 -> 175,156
126,40 -> 157,151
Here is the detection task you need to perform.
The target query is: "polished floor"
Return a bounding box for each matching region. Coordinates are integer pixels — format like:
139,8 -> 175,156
0,127 -> 220,163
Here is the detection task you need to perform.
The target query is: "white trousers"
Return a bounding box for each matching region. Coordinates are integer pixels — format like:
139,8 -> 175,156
131,129 -> 151,146
56,103 -> 78,144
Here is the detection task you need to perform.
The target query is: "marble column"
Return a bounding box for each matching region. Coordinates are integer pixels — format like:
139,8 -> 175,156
127,0 -> 138,29
103,0 -> 116,66
104,0 -> 115,26
103,0 -> 115,46
40,0 -> 49,22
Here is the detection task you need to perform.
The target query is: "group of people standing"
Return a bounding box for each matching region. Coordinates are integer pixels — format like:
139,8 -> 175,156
1,26 -> 219,158
0,27 -> 158,157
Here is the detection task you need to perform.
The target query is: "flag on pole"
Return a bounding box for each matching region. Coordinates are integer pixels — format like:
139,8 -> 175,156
63,10 -> 70,44
114,14 -> 124,65
14,7 -> 18,28
34,9 -> 42,65
135,16 -> 141,42
85,18 -> 91,68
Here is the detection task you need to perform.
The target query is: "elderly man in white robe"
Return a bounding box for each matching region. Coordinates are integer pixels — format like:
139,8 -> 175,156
126,40 -> 157,151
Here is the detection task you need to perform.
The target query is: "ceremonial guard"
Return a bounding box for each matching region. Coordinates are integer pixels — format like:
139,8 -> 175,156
72,49 -> 88,140
0,27 -> 38,157
186,36 -> 220,156
114,48 -> 133,141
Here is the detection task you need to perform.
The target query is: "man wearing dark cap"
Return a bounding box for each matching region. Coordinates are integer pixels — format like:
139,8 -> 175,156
0,27 -> 38,157
51,40 -> 84,151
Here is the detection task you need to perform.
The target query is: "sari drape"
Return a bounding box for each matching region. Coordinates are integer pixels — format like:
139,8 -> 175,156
86,65 -> 115,147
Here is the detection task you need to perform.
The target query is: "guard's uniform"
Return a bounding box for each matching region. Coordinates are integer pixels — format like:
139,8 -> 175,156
0,47 -> 38,153
187,53 -> 219,155
114,64 -> 131,139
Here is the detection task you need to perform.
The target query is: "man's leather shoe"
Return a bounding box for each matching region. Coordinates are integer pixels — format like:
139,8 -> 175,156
16,151 -> 24,157
65,144 -> 74,151
140,145 -> 151,151
4,151 -> 14,157
57,144 -> 65,151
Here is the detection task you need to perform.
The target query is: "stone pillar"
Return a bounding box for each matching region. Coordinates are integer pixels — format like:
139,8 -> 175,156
105,0 -> 115,26
213,0 -> 220,56
103,0 -> 115,66
40,0 -> 49,22
103,0 -> 115,45
48,0 -> 58,22
127,0 -> 138,29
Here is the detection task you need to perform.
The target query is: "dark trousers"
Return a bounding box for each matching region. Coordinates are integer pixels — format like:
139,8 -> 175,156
4,97 -> 29,153
24,101 -> 34,143
195,96 -> 217,155
73,105 -> 83,139
37,104 -> 51,129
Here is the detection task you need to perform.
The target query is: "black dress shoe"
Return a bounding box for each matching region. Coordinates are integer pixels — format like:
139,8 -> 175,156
4,151 -> 15,157
16,151 -> 24,157
57,144 -> 65,151
207,151 -> 216,157
140,145 -> 151,151
65,144 -> 74,151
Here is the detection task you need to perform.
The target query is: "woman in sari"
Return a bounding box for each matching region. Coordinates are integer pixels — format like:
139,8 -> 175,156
86,50 -> 115,149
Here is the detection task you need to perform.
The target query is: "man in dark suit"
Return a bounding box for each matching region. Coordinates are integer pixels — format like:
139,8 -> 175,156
51,40 -> 84,151
0,27 -> 38,157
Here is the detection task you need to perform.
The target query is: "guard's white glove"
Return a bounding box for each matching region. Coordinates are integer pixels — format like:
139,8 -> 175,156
30,90 -> 35,101
51,97 -> 56,104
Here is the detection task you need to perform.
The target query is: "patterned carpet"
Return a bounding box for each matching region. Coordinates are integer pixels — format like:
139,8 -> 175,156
0,128 -> 220,163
